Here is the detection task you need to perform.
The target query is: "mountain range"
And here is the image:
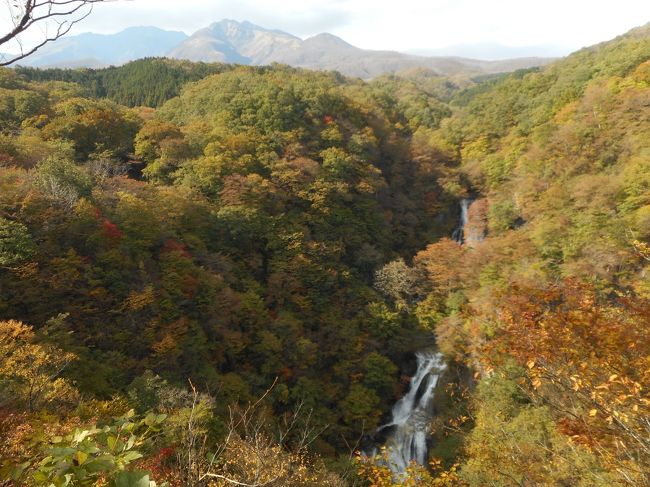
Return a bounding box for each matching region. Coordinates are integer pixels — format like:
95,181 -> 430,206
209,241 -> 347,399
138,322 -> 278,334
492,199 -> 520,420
15,19 -> 555,78
18,26 -> 188,69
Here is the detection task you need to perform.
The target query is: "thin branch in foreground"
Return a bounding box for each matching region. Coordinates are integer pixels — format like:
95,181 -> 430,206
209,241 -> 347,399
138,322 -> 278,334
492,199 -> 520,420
0,1 -> 120,67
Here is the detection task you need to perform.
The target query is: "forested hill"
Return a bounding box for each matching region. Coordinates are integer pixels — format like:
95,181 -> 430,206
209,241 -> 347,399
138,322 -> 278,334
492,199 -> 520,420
0,58 -> 459,485
15,59 -> 231,108
0,23 -> 649,487
14,57 -> 470,109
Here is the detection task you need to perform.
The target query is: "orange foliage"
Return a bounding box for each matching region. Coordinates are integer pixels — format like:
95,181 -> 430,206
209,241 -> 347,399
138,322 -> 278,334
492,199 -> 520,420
414,238 -> 466,296
487,280 -> 650,479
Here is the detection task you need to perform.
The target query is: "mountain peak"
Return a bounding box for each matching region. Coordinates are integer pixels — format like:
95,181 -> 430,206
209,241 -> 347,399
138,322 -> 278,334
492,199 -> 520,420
169,19 -> 300,65
205,19 -> 297,39
305,33 -> 354,49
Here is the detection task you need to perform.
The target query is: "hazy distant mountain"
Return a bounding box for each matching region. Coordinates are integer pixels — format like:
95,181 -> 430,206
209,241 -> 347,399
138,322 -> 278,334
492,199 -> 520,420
14,20 -> 554,77
266,34 -> 554,78
17,27 -> 188,67
168,20 -> 554,78
408,43 -> 569,61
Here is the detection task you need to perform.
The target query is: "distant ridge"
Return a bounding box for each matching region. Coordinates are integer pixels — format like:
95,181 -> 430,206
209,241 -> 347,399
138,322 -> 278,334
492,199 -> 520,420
407,40 -> 576,61
14,20 -> 556,78
167,20 -> 555,78
15,26 -> 188,68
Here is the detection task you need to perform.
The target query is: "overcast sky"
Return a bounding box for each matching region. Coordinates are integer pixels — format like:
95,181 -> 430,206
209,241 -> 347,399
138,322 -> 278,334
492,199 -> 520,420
4,0 -> 650,57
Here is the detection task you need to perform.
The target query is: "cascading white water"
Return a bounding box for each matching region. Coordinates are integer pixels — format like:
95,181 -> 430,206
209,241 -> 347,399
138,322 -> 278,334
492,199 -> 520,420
372,351 -> 447,473
452,199 -> 471,243
364,200 -> 463,473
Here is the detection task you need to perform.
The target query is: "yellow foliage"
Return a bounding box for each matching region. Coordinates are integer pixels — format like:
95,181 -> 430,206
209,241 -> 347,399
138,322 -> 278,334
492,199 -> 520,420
356,450 -> 466,487
122,285 -> 156,311
0,320 -> 78,411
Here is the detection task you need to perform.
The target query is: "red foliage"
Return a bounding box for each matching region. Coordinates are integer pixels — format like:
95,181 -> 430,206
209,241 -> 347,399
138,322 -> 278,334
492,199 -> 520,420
279,366 -> 293,379
101,219 -> 123,241
137,446 -> 181,487
323,115 -> 335,124
182,275 -> 199,299
161,239 -> 191,259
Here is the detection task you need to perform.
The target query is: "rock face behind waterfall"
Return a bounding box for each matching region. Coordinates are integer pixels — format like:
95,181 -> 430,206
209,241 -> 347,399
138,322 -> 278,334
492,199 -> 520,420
369,351 -> 447,473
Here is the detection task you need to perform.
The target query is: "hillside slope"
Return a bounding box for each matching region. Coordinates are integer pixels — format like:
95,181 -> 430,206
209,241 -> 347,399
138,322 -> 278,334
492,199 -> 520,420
392,21 -> 650,486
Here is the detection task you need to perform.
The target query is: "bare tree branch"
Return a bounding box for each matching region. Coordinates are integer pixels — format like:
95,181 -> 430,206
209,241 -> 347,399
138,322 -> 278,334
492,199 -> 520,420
0,0 -> 121,66
199,472 -> 281,487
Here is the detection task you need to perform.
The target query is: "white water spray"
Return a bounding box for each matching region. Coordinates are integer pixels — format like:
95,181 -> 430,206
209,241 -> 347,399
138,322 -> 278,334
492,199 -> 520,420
371,351 -> 447,473
364,198 -> 468,473
452,198 -> 471,243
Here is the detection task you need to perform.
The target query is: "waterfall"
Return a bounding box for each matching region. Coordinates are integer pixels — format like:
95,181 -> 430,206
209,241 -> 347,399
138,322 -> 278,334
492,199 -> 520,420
368,351 -> 447,473
452,199 -> 471,243
363,199 -> 466,473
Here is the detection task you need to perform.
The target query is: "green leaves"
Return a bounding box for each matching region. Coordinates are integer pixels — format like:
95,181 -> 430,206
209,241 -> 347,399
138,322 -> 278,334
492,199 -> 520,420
112,470 -> 160,487
143,412 -> 167,429
0,217 -> 36,267
73,450 -> 88,466
23,410 -> 167,486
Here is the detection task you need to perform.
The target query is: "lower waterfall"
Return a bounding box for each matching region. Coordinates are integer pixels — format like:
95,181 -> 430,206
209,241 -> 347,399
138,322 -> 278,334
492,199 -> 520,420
363,198 -> 464,473
367,351 -> 447,473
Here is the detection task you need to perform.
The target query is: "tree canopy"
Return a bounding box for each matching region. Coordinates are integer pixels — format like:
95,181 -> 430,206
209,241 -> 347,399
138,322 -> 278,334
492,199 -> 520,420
0,21 -> 649,486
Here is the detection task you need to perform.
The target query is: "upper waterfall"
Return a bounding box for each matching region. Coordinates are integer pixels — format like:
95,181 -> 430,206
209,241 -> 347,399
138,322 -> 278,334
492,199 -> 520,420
452,198 -> 487,245
452,199 -> 471,243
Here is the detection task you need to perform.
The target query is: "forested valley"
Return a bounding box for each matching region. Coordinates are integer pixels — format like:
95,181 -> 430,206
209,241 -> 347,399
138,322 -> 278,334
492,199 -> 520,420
0,22 -> 649,487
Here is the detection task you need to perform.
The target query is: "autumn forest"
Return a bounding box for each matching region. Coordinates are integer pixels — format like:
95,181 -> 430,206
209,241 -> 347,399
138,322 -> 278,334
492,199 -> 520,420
0,13 -> 649,487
